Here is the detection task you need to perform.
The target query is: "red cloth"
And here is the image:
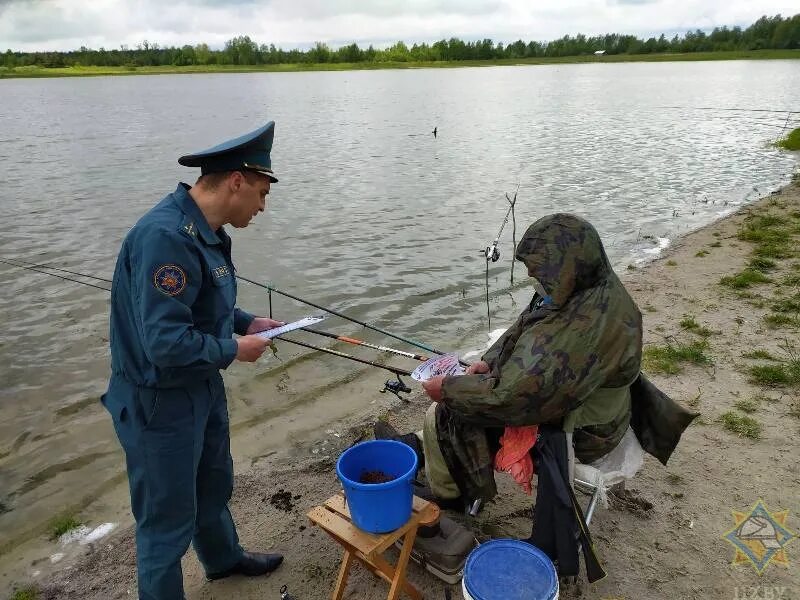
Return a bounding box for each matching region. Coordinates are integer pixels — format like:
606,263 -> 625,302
494,425 -> 538,495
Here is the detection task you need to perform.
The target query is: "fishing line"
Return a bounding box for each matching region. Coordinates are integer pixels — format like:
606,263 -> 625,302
480,185 -> 519,329
0,258 -> 112,291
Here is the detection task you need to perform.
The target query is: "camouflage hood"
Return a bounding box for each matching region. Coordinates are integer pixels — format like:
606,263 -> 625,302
442,213 -> 642,426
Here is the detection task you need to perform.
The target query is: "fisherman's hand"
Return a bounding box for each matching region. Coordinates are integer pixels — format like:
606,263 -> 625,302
422,375 -> 446,403
465,360 -> 490,375
247,317 -> 286,334
236,335 -> 271,362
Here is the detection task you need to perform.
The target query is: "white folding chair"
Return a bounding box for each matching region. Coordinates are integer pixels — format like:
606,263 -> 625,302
568,428 -> 644,524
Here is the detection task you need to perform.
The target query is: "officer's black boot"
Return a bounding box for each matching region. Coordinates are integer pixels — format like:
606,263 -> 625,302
206,551 -> 284,580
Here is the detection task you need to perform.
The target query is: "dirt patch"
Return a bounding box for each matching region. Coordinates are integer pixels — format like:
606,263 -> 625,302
267,490 -> 299,512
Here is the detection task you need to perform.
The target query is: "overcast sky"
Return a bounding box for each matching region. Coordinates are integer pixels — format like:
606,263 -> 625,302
0,0 -> 797,52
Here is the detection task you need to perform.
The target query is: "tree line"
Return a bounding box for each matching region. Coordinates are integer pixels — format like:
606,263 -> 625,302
2,13 -> 798,69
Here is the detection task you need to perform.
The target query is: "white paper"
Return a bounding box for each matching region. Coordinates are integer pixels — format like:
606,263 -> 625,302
411,353 -> 465,382
255,315 -> 327,339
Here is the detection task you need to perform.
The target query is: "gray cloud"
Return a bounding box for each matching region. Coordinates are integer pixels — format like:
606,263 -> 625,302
609,0 -> 660,5
1,0 -> 797,52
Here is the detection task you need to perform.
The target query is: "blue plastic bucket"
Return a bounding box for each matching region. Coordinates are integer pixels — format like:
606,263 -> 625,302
462,539 -> 559,600
335,439 -> 418,534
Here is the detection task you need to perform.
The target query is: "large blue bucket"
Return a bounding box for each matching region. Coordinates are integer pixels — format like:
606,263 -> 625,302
462,539 -> 559,600
336,439 -> 418,534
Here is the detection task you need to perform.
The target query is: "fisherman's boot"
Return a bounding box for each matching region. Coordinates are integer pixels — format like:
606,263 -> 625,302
373,421 -> 425,470
398,515 -> 476,584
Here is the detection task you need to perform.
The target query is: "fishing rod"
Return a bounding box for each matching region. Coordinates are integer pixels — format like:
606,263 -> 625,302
0,256 -> 456,361
276,336 -> 413,399
0,256 -> 423,397
235,274 -> 463,361
480,185 -> 519,329
301,327 -> 430,362
0,258 -> 112,291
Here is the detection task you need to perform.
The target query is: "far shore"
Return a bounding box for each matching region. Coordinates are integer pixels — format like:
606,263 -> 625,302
2,49 -> 799,79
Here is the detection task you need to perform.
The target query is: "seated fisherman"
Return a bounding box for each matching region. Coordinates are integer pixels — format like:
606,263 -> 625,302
376,213 -> 697,580
379,213 -> 644,509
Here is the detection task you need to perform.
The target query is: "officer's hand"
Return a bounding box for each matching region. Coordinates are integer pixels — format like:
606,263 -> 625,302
465,360 -> 490,375
246,317 -> 286,335
236,335 -> 271,362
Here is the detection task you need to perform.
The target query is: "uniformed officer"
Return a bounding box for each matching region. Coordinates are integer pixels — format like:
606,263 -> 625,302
102,122 -> 284,600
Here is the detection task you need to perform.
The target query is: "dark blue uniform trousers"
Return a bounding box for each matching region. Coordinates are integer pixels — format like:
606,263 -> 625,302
104,374 -> 243,600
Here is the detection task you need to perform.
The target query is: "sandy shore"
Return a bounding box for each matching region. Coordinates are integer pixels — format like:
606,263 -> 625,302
6,180 -> 800,600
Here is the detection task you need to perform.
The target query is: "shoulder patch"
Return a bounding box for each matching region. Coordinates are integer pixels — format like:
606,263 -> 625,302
211,265 -> 231,279
154,264 -> 187,296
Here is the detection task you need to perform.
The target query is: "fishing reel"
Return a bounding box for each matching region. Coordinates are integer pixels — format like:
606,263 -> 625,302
279,584 -> 296,599
380,375 -> 411,400
483,241 -> 501,263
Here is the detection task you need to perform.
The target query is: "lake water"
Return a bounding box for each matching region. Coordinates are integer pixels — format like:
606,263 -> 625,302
0,60 -> 798,554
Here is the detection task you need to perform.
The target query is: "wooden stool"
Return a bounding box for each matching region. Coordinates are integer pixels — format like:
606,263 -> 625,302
307,493 -> 440,600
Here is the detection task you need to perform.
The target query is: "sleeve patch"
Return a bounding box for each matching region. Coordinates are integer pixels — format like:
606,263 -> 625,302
154,264 -> 187,296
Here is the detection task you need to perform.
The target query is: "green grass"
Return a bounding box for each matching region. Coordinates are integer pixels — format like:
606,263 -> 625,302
748,257 -> 777,272
666,260 -> 678,267
720,411 -> 762,439
764,313 -> 800,328
771,294 -> 800,313
720,269 -> 772,289
783,274 -> 800,286
748,360 -> 800,386
2,49 -> 799,79
9,586 -> 39,600
734,398 -> 760,413
742,349 -> 777,360
48,515 -> 82,540
709,241 -> 722,248
643,340 -> 712,374
679,315 -> 715,336
776,127 -> 800,151
736,214 -> 795,259
695,250 -> 710,258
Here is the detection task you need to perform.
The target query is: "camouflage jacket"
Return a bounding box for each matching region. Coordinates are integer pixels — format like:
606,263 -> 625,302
436,214 -> 643,500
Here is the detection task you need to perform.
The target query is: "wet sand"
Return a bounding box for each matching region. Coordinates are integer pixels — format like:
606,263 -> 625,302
4,180 -> 800,600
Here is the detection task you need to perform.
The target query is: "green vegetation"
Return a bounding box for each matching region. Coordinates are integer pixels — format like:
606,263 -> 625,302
734,398 -> 760,413
742,349 -> 777,360
710,241 -> 723,248
679,315 -> 715,336
48,515 -> 81,540
771,294 -> 800,312
695,250 -> 710,258
764,314 -> 800,328
748,360 -> 800,386
776,128 -> 800,151
784,274 -> 800,286
9,586 -> 39,600
643,340 -> 712,374
643,304 -> 658,313
720,269 -> 772,288
1,14 -> 798,78
748,257 -> 777,272
666,260 -> 678,267
720,411 -> 762,439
